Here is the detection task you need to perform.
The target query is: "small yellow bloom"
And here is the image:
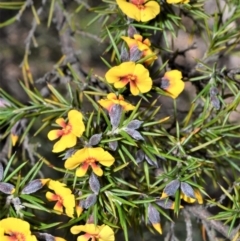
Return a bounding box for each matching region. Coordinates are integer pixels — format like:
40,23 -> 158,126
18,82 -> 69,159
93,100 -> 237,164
167,0 -> 189,4
71,223 -> 115,241
65,147 -> 115,177
0,217 -> 37,241
161,70 -> 185,99
48,110 -> 85,153
46,180 -> 75,217
98,93 -> 135,112
105,62 -> 152,96
116,0 -> 160,22
121,34 -> 157,66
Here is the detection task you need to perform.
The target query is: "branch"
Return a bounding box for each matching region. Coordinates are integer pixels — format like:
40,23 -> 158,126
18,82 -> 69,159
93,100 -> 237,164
54,1 -> 86,87
186,205 -> 240,240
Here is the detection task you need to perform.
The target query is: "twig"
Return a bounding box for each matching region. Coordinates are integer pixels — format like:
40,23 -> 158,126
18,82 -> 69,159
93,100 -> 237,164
76,30 -> 103,42
186,205 -> 240,240
54,1 -> 87,87
183,210 -> 192,241
202,219 -> 217,241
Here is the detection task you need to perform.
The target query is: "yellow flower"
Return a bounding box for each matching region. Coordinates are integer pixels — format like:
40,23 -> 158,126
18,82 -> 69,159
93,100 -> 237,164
65,147 -> 115,177
48,110 -> 85,153
46,180 -> 75,217
98,93 -> 135,112
121,34 -> 157,66
105,62 -> 152,96
0,217 -> 37,241
116,0 -> 160,22
71,223 -> 115,241
167,0 -> 189,4
160,70 -> 185,99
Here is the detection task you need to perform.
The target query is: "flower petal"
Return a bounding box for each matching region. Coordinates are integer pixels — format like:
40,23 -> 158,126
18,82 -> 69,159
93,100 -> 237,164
77,235 -> 90,241
46,191 -> 58,202
68,110 -> 85,137
98,99 -> 114,111
56,118 -> 66,127
98,225 -> 115,241
71,224 -> 100,235
116,0 -> 141,21
63,194 -> 75,218
65,148 -> 90,169
48,130 -> 61,141
140,1 -> 160,22
91,163 -> 103,176
162,70 -> 184,98
53,201 -> 64,214
52,133 -> 77,153
89,147 -> 115,167
76,164 -> 89,177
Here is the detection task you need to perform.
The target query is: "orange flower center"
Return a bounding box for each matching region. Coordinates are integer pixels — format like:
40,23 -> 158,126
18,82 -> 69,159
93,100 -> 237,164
56,194 -> 63,204
8,232 -> 26,241
121,74 -> 137,84
85,157 -> 97,164
58,123 -> 72,137
130,0 -> 145,9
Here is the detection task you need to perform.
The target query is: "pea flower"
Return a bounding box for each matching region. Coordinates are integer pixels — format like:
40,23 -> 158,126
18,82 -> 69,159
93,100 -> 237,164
48,110 -> 85,153
121,34 -> 157,66
71,223 -> 115,241
0,217 -> 37,241
105,62 -> 152,96
64,147 -> 115,177
160,70 -> 185,99
167,0 -> 189,4
116,0 -> 160,22
98,93 -> 135,112
46,180 -> 75,217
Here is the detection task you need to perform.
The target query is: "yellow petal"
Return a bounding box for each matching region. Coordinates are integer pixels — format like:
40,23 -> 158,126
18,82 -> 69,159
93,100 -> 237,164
121,36 -> 138,48
55,237 -> 67,241
99,225 -> 115,241
52,133 -> 77,153
56,118 -> 66,127
89,147 -> 115,167
105,62 -> 135,84
71,224 -> 100,235
116,0 -> 141,22
11,134 -> 18,146
77,235 -> 90,241
181,192 -> 196,203
68,110 -> 85,137
98,99 -> 114,111
114,80 -> 129,89
76,206 -> 84,217
0,218 -> 31,235
63,194 -> 75,218
46,191 -> 58,201
140,1 -> 160,22
152,223 -> 162,234
53,201 -> 64,214
129,81 -> 140,96
48,130 -> 61,141
163,70 -> 185,99
91,164 -> 103,176
65,148 -> 89,169
194,189 -> 203,204
76,164 -> 89,177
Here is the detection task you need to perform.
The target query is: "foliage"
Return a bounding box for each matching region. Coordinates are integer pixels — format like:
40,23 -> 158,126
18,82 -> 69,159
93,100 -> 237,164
0,0 -> 240,241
